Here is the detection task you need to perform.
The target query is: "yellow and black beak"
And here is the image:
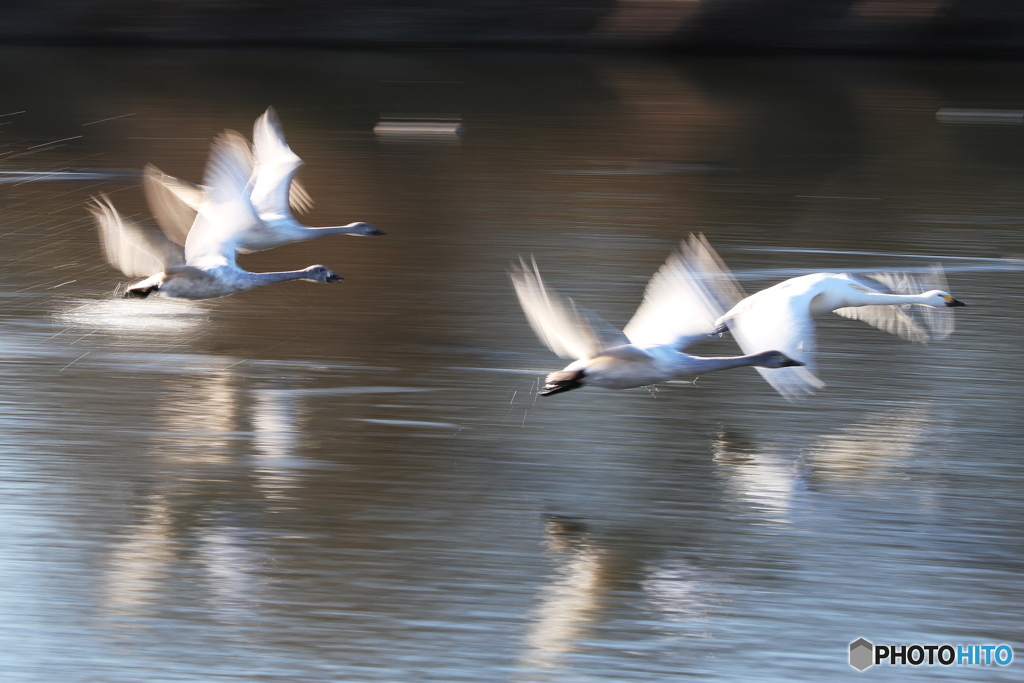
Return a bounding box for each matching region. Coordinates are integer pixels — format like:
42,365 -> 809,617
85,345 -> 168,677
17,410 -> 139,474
941,294 -> 966,307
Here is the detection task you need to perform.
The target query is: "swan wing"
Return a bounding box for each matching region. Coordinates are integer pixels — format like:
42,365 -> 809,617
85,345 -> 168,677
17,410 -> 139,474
251,106 -> 304,220
623,234 -> 746,350
510,258 -> 609,361
832,304 -> 930,343
89,194 -> 184,278
726,293 -> 826,400
184,133 -> 262,268
840,265 -> 954,342
142,164 -> 202,246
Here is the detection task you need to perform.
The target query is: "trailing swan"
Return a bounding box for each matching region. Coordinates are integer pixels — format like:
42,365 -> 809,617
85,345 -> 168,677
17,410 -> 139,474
89,133 -> 343,300
510,235 -> 804,396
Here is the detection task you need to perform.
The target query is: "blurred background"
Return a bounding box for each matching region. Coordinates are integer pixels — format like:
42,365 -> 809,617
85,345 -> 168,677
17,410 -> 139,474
2,0 -> 1024,54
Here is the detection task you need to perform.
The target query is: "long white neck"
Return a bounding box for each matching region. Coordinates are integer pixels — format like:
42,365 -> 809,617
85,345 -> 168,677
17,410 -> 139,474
844,291 -> 939,307
262,216 -> 370,240
672,352 -> 785,374
237,269 -> 316,289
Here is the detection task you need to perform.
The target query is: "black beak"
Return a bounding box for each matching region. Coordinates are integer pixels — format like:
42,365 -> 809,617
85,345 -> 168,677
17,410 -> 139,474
370,228 -> 386,236
947,298 -> 966,307
780,358 -> 806,367
326,274 -> 344,283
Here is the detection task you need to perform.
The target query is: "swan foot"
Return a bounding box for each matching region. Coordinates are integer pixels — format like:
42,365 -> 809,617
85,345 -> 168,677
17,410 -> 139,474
124,285 -> 158,299
539,369 -> 585,397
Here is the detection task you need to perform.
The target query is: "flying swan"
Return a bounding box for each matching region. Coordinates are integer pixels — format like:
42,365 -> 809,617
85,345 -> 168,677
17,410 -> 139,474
90,133 -> 343,299
143,106 -> 383,253
711,262 -> 967,400
510,235 -> 805,396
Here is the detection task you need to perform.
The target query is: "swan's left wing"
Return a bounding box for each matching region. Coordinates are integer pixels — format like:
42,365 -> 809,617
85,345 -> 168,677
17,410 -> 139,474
250,107 -> 304,220
142,164 -> 203,246
837,266 -> 954,342
623,234 -> 745,350
510,258 -> 613,361
184,133 -> 263,269
89,194 -> 184,278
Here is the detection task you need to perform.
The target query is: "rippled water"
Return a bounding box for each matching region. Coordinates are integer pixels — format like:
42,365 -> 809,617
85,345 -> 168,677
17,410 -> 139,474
0,48 -> 1022,681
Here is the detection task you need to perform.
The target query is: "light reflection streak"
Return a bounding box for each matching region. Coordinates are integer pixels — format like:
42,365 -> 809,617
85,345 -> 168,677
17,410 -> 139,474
519,518 -> 607,672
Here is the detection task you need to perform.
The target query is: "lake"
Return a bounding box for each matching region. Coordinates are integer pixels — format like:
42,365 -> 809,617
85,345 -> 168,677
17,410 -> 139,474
0,47 -> 1021,681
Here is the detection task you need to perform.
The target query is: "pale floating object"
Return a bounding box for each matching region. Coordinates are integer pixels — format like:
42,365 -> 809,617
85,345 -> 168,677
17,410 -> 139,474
374,116 -> 463,138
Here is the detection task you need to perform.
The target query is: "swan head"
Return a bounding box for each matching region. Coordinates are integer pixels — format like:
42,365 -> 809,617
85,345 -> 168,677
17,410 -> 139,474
755,351 -> 806,369
304,265 -> 344,283
924,290 -> 966,307
349,222 -> 385,236
540,368 -> 586,396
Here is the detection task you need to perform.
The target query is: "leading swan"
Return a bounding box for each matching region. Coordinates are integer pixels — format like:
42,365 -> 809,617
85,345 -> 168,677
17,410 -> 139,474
143,107 -> 383,253
511,235 -> 805,396
710,263 -> 966,400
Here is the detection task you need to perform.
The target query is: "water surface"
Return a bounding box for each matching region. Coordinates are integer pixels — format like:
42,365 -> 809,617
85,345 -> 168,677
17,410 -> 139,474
0,48 -> 1022,681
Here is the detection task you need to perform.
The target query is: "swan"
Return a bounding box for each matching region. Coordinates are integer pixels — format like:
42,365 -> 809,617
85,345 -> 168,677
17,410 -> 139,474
89,134 -> 343,300
143,107 -> 383,253
510,235 -> 805,396
712,266 -> 967,400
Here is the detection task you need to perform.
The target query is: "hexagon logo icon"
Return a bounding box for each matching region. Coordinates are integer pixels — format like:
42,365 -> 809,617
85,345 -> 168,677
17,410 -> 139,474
849,638 -> 874,671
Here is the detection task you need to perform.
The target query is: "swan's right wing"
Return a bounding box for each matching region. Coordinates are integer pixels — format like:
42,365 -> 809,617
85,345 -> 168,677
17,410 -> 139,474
89,194 -> 184,278
510,258 -> 611,361
838,266 -> 955,342
250,107 -> 304,220
623,234 -> 746,350
725,293 -> 826,401
184,134 -> 263,269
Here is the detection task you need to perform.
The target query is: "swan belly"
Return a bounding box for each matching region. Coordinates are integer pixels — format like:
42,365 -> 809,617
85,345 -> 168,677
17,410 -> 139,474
572,355 -> 673,390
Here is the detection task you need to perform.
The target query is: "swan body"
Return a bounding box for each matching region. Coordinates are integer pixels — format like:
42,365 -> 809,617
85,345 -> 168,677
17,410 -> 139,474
714,269 -> 966,400
143,107 -> 382,254
511,235 -> 805,396
90,133 -> 343,300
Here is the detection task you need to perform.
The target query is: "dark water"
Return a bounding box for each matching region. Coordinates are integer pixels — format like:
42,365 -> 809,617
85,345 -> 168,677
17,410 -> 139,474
0,48 -> 1022,681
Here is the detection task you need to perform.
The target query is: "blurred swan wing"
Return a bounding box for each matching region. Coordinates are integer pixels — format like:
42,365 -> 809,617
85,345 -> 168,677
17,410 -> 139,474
89,194 -> 184,278
623,234 -> 746,350
836,265 -> 954,342
184,133 -> 262,268
510,258 -> 614,361
251,106 -> 305,219
142,164 -> 203,246
724,291 -> 826,401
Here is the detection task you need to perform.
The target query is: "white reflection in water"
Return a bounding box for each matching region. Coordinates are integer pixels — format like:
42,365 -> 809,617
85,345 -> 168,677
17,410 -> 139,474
55,297 -> 208,334
714,403 -> 934,523
101,497 -> 177,620
194,525 -> 264,624
152,370 -> 240,462
807,403 -> 933,482
712,429 -> 803,526
251,388 -> 304,499
642,559 -> 718,631
520,518 -> 607,672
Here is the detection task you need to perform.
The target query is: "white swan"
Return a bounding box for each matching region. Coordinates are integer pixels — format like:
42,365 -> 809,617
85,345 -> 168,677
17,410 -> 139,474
713,266 -> 966,400
90,134 -> 343,300
511,235 -> 805,396
143,107 -> 383,253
